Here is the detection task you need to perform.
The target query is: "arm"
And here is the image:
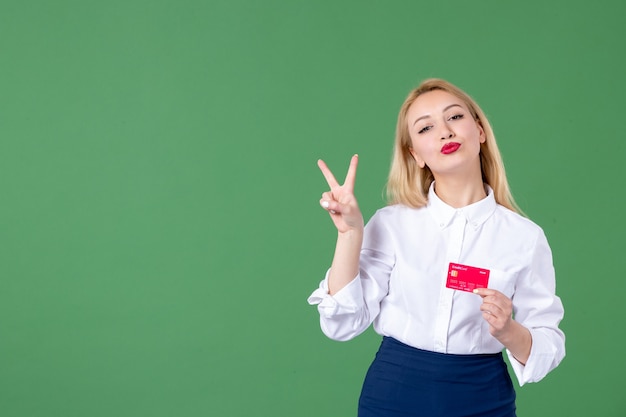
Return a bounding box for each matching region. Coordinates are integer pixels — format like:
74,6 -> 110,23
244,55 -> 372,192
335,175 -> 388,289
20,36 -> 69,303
472,288 -> 532,364
328,229 -> 363,295
474,230 -> 565,384
317,155 -> 364,295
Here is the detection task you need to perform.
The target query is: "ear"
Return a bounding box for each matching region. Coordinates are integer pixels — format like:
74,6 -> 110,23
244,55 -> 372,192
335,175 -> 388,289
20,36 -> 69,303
409,148 -> 426,169
477,122 -> 486,144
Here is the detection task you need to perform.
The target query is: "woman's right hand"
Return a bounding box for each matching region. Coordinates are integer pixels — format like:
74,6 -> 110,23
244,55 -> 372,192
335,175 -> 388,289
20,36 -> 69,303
318,154 -> 364,234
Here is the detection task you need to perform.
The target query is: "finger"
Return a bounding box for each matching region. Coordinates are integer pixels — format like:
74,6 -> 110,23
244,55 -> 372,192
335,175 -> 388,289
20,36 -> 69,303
321,191 -> 334,201
481,302 -> 504,317
479,292 -> 511,313
320,199 -> 337,213
317,159 -> 340,188
483,312 -> 499,329
320,192 -> 336,209
481,302 -> 503,319
319,197 -> 340,215
343,154 -> 359,191
473,288 -> 497,298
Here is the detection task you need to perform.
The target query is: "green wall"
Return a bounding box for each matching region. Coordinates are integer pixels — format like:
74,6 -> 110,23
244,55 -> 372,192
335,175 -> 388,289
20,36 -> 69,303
1,0 -> 624,415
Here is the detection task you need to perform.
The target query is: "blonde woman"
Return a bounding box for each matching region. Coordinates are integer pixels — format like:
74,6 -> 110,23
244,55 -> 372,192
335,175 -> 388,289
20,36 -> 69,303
308,79 -> 565,417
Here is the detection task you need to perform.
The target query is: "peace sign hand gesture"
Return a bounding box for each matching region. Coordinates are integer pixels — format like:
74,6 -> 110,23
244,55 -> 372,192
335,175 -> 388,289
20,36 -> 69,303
318,154 -> 364,234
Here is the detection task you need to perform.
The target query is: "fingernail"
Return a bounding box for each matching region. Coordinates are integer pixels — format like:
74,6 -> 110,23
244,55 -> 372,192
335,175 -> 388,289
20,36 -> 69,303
321,201 -> 329,208
472,289 -> 479,294
330,210 -> 337,214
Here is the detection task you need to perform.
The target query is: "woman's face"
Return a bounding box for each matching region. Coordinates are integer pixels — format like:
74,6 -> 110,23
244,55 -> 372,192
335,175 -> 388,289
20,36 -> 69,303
406,90 -> 485,177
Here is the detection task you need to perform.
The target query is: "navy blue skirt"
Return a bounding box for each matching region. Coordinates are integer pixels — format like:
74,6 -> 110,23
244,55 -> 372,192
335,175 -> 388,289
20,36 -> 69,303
358,337 -> 516,417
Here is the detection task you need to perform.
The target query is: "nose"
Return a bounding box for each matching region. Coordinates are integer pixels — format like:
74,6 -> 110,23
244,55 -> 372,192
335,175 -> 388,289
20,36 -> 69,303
440,124 -> 454,140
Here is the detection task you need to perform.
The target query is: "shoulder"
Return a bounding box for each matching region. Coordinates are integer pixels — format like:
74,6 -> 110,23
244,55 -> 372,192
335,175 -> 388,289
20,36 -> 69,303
364,204 -> 429,239
369,203 -> 427,223
492,204 -> 546,241
363,204 -> 427,248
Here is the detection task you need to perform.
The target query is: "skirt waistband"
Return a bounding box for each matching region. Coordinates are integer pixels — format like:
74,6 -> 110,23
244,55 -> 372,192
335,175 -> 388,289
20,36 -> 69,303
383,336 -> 502,361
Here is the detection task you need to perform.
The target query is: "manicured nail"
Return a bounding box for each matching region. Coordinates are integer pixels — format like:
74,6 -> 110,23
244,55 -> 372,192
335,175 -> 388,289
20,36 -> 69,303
321,201 -> 329,208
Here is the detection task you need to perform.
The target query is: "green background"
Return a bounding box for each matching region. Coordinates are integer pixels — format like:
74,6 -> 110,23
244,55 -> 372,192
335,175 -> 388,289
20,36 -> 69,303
1,0 -> 624,416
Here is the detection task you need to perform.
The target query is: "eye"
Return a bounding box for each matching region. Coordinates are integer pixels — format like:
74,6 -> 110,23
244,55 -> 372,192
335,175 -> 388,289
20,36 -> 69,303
417,125 -> 432,134
449,114 -> 464,121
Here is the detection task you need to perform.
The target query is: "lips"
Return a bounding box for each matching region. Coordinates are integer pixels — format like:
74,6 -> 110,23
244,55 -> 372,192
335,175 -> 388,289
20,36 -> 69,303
441,142 -> 461,154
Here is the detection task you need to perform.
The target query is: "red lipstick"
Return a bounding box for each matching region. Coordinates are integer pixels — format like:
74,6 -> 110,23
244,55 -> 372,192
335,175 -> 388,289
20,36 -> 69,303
441,142 -> 461,154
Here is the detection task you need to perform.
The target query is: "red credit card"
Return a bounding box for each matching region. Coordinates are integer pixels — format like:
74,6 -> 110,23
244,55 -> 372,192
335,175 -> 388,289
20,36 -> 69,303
446,263 -> 490,292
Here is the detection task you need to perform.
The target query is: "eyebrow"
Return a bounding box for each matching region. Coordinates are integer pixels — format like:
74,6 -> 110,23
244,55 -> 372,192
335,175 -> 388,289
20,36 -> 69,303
412,104 -> 464,126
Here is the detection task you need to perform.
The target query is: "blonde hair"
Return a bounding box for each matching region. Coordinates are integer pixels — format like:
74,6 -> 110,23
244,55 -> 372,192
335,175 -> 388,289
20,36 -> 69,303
386,78 -> 522,214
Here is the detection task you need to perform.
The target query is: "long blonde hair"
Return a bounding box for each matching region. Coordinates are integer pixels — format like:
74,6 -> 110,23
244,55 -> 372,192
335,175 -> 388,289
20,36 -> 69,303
386,78 -> 522,214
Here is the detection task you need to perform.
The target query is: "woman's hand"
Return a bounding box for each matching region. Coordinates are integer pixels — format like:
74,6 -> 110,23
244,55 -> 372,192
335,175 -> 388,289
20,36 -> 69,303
473,288 -> 532,365
473,288 -> 514,338
318,154 -> 364,234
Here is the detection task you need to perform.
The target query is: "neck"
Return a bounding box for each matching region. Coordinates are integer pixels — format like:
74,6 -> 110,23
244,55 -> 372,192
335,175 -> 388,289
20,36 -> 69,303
432,175 -> 487,208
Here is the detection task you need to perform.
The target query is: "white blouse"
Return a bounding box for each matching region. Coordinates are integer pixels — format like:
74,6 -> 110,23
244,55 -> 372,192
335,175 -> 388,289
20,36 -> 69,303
308,184 -> 565,386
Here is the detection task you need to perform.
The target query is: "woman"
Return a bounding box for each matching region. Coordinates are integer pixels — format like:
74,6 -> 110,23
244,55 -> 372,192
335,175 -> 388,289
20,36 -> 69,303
308,78 -> 565,417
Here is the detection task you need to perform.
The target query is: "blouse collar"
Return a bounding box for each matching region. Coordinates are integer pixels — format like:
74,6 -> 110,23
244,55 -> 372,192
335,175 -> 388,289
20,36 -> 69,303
427,182 -> 497,230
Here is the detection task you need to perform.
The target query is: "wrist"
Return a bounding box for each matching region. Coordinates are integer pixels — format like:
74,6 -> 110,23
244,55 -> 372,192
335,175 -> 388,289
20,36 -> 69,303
498,321 -> 532,365
337,227 -> 363,240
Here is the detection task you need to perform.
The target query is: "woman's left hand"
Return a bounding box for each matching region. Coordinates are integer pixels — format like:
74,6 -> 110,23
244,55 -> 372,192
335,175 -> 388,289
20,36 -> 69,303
473,288 -> 513,340
473,288 -> 532,365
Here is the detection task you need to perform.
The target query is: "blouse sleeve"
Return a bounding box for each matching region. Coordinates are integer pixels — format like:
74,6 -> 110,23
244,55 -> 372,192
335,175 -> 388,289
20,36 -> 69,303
506,229 -> 566,386
307,211 -> 395,341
